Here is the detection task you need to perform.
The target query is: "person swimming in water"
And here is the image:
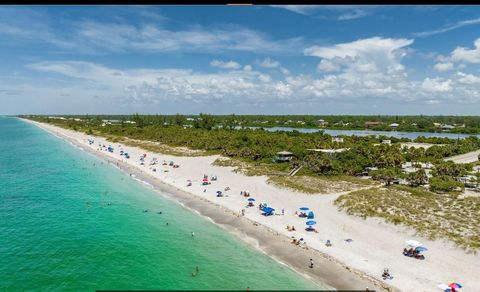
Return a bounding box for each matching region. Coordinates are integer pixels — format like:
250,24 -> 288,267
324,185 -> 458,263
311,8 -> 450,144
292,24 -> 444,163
191,232 -> 195,237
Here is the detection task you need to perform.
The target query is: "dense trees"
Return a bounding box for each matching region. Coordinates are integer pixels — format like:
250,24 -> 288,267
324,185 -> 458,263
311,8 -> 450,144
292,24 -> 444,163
429,176 -> 464,193
370,168 -> 402,185
406,170 -> 428,187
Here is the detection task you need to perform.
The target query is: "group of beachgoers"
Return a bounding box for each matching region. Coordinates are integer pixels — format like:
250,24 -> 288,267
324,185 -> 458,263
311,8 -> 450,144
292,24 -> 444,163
402,247 -> 426,260
82,136 -> 465,291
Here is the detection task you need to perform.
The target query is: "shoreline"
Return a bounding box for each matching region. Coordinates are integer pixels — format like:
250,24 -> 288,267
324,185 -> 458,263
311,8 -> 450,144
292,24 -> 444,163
24,118 -> 387,291
23,118 -> 480,292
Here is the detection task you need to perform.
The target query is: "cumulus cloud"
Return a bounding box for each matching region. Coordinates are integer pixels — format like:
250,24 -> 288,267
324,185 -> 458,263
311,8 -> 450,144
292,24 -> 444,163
243,65 -> 252,71
421,77 -> 452,92
210,60 -> 241,69
451,38 -> 480,64
434,62 -> 454,72
457,72 -> 480,84
259,57 -> 280,68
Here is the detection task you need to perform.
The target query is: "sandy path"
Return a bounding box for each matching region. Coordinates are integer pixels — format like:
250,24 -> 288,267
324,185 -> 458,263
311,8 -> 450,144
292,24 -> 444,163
26,119 -> 480,292
445,149 -> 480,164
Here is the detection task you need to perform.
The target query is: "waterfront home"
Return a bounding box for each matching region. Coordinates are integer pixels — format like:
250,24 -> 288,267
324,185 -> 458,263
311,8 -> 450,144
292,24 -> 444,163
365,121 -> 383,128
389,123 -> 399,129
441,124 -> 455,131
382,140 -> 392,145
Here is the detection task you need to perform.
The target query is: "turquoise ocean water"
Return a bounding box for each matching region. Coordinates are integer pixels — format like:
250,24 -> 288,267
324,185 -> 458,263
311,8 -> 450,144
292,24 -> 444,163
0,117 -> 318,291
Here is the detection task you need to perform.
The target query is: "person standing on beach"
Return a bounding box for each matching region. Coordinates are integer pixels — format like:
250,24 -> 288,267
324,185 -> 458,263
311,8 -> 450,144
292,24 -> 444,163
309,259 -> 314,268
241,209 -> 245,216
282,208 -> 285,216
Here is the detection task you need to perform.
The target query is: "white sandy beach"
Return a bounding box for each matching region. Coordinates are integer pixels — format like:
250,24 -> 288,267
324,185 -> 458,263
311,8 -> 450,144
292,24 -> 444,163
27,120 -> 480,292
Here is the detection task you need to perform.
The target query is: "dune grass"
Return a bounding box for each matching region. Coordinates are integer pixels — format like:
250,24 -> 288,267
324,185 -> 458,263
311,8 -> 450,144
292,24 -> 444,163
335,185 -> 480,252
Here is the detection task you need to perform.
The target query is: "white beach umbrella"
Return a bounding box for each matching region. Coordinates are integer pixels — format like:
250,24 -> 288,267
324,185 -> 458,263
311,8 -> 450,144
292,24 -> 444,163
437,283 -> 450,291
406,240 -> 423,248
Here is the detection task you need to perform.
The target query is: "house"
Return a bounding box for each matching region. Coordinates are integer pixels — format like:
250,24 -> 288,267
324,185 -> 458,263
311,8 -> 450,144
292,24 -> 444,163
332,137 -> 344,143
382,140 -> 391,145
273,151 -> 294,163
317,119 -> 329,127
441,124 -> 455,131
365,121 -> 383,128
389,123 -> 399,128
433,122 -> 441,128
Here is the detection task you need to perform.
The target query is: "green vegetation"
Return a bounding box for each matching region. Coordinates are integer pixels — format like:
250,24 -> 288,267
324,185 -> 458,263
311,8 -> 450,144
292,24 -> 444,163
335,185 -> 480,252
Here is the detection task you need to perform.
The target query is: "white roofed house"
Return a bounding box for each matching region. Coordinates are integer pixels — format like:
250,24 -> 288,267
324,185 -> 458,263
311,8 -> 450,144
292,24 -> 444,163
389,123 -> 399,129
441,124 -> 455,131
332,137 -> 344,143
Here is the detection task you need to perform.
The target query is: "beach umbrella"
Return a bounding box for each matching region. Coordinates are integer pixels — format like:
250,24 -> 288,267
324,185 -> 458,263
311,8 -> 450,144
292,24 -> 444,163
299,207 -> 309,211
306,220 -> 317,226
448,283 -> 462,289
263,207 -> 274,213
406,240 -> 423,248
203,177 -> 209,182
248,198 -> 255,201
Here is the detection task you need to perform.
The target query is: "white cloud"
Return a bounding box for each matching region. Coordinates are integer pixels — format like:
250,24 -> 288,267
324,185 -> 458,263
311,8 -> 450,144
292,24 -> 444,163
413,17 -> 480,38
317,59 -> 342,72
338,9 -> 369,20
270,5 -> 375,20
259,57 -> 280,68
0,10 -> 305,54
25,56 -> 480,108
421,77 -> 452,92
210,60 -> 241,69
457,72 -> 480,84
433,62 -> 454,72
280,67 -> 290,75
270,5 -> 321,15
258,74 -> 271,82
304,37 -> 414,99
451,38 -> 480,64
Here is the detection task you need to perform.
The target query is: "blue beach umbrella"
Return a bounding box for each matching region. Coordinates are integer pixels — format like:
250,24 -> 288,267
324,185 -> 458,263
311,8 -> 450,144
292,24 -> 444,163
306,220 -> 317,226
415,246 -> 428,252
248,198 -> 255,202
263,207 -> 274,213
299,207 -> 309,211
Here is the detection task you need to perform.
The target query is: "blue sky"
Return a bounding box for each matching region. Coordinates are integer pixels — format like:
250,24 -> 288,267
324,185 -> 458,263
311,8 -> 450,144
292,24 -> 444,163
2,5 -> 480,115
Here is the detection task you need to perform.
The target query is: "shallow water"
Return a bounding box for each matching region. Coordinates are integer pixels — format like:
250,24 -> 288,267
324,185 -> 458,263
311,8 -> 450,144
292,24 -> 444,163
0,117 -> 318,290
243,126 -> 479,139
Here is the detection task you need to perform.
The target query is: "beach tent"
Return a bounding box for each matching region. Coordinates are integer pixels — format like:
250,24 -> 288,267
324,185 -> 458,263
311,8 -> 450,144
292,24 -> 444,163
307,211 -> 314,219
